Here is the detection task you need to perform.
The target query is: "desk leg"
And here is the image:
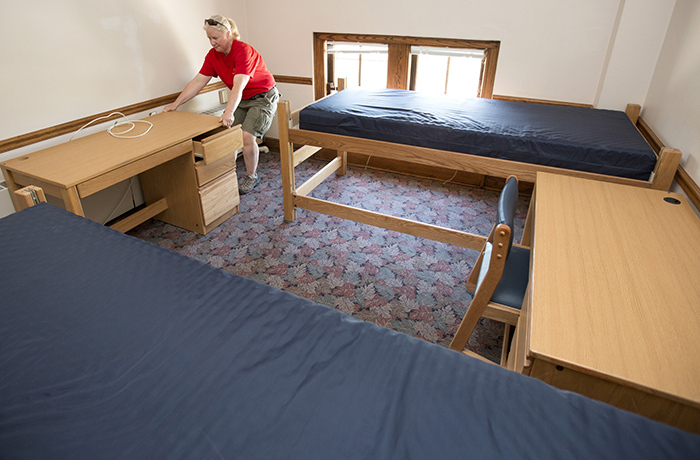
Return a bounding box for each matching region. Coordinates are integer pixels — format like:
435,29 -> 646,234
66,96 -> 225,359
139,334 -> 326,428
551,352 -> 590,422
60,187 -> 85,217
507,280 -> 533,374
521,183 -> 536,247
140,153 -> 202,233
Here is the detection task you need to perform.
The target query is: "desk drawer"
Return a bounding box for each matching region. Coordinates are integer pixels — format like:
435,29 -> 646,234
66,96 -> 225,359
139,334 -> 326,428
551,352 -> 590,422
195,152 -> 237,187
79,140 -> 191,198
193,125 -> 243,165
199,170 -> 239,226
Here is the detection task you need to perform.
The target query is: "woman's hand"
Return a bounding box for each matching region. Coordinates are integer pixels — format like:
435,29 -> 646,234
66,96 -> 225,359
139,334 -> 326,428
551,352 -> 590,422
163,74 -> 212,114
220,110 -> 235,128
219,74 -> 249,128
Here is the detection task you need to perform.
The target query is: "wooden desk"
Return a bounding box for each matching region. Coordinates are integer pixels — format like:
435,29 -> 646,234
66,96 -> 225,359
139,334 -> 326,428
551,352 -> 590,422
511,172 -> 700,434
1,112 -> 242,234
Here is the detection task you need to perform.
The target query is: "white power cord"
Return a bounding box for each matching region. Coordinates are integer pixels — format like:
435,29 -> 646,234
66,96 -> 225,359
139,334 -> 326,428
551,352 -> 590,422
70,112 -> 153,141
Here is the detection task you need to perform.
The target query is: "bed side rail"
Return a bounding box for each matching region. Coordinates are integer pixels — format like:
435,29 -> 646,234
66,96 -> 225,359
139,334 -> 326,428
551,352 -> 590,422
295,195 -> 486,251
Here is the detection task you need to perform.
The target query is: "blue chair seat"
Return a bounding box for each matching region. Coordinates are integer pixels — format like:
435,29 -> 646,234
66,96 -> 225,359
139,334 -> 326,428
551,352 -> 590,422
491,245 -> 530,309
475,244 -> 530,310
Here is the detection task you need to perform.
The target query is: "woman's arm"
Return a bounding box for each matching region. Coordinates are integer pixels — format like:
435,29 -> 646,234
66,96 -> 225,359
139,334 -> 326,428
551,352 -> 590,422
220,74 -> 250,127
163,74 -> 213,112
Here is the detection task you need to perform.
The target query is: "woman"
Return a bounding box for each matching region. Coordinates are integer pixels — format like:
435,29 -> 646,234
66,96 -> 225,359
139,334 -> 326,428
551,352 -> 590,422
164,15 -> 278,194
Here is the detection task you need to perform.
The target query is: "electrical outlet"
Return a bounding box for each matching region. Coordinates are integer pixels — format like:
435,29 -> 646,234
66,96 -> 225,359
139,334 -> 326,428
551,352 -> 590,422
219,89 -> 229,105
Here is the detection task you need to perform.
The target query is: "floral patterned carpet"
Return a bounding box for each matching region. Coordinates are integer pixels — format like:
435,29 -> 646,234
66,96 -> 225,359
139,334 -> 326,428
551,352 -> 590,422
129,152 -> 529,362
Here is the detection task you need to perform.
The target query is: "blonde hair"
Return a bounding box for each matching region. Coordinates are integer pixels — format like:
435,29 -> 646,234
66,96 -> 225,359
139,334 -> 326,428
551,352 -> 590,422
203,15 -> 240,40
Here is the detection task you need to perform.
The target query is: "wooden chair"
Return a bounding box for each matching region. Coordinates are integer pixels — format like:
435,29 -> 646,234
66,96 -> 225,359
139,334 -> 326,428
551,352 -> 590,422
449,175 -> 530,365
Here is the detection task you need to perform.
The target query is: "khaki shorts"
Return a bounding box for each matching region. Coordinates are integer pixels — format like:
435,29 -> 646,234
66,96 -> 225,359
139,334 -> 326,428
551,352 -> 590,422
234,86 -> 280,138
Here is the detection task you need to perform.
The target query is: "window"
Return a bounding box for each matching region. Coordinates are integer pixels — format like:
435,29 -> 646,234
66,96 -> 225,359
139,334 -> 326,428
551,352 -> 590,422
314,33 -> 499,100
327,42 -> 388,89
410,46 -> 485,98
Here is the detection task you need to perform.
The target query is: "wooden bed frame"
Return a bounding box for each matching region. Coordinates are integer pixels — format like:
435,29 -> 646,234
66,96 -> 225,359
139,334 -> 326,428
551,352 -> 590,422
277,88 -> 682,252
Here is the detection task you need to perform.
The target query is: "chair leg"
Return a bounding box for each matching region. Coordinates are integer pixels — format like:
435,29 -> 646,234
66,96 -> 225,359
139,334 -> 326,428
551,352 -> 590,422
450,314 -> 479,353
500,324 -> 514,367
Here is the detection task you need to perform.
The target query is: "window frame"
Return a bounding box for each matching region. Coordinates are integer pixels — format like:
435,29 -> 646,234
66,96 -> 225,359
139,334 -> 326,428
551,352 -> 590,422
326,42 -> 390,89
313,33 -> 500,100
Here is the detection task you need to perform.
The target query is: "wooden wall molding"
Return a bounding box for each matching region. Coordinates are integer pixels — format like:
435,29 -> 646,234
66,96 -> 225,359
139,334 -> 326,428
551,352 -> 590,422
274,75 -> 313,86
313,32 -> 501,50
3,76 -> 698,212
0,81 -> 226,155
493,94 -> 593,108
0,75 -> 311,155
677,166 -> 700,211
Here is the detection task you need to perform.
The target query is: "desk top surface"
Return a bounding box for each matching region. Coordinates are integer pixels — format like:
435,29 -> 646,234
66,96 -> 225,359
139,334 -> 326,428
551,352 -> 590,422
1,112 -> 222,188
530,172 -> 700,406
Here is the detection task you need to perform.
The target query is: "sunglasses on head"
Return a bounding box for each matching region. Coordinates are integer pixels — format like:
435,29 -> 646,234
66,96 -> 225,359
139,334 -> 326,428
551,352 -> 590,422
205,18 -> 225,27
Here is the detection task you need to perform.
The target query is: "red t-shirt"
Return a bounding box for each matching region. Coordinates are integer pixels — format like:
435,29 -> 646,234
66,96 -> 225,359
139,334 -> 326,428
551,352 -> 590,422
199,41 -> 275,100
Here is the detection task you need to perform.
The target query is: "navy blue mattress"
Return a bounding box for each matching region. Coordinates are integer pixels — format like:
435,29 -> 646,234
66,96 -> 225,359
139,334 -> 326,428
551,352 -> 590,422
299,88 -> 658,180
1,204 -> 698,459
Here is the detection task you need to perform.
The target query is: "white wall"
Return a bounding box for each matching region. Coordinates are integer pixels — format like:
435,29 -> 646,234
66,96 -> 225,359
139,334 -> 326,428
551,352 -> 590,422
247,0 -> 673,110
642,0 -> 700,201
0,0 -> 242,142
0,1 -> 678,142
246,0 -> 676,139
595,0 -> 675,108
1,0 -> 697,193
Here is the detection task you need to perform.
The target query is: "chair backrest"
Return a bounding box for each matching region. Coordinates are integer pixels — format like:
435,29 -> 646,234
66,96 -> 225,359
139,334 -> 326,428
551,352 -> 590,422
450,176 -> 520,355
473,176 -> 519,291
497,175 -> 519,257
